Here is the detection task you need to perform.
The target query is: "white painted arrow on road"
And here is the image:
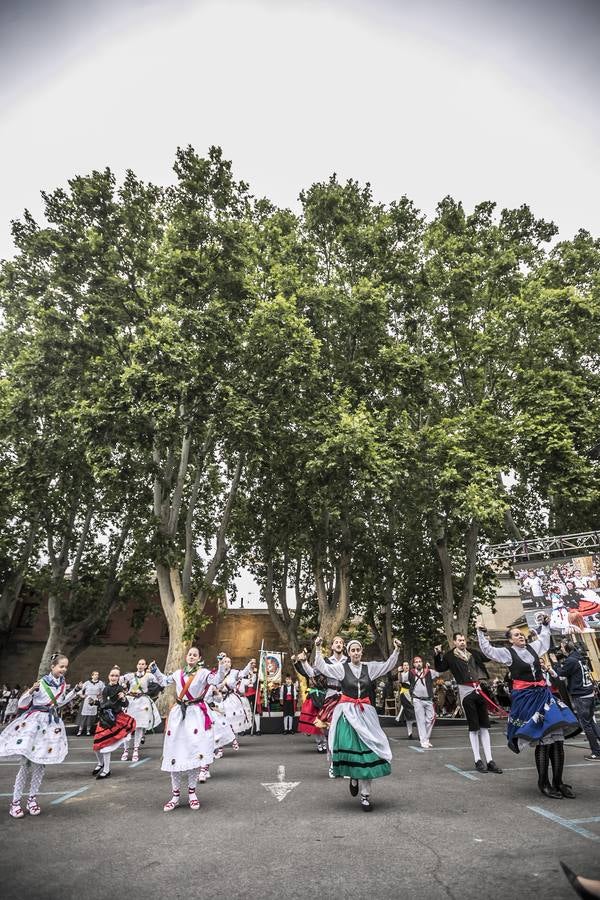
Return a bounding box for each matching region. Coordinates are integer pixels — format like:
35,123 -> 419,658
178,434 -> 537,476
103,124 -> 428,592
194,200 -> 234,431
262,765 -> 300,802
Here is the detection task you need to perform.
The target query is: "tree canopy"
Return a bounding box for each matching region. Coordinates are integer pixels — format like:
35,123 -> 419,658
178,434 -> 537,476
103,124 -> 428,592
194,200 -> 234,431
1,147 -> 598,668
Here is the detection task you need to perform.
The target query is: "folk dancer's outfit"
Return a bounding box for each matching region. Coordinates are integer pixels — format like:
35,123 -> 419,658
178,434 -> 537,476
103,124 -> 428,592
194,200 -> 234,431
280,682 -> 298,733
219,662 -> 254,738
298,654 -> 348,769
204,683 -> 238,759
406,666 -> 439,748
92,683 -> 136,777
477,626 -> 579,797
313,646 -> 399,809
0,675 -> 79,817
151,661 -> 225,808
76,678 -> 105,736
395,677 -> 416,737
293,660 -> 327,751
120,670 -> 162,760
241,671 -> 261,734
434,643 -> 502,772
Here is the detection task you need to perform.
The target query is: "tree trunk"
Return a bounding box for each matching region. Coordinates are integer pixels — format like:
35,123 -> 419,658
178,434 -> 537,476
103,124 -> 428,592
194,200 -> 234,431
155,562 -> 188,716
38,592 -> 66,676
313,517 -> 351,644
433,514 -> 480,641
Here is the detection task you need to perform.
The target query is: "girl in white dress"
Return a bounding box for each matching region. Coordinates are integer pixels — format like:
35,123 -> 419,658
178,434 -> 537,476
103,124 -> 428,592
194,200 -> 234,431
120,659 -> 162,761
150,647 -> 225,811
219,656 -> 256,737
76,672 -> 104,736
0,653 -> 80,818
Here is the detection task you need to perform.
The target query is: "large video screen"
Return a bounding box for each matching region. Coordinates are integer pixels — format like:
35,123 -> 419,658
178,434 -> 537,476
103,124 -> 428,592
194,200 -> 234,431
513,553 -> 600,634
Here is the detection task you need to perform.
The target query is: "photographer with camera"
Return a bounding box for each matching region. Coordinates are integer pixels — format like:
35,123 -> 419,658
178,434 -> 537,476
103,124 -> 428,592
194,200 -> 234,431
555,641 -> 600,760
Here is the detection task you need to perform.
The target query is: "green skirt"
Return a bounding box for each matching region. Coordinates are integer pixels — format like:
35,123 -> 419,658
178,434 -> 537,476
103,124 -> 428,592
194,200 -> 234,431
331,714 -> 391,780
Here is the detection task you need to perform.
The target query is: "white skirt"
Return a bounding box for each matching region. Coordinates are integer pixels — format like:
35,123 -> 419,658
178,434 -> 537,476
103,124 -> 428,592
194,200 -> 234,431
222,693 -> 252,734
0,710 -> 68,764
126,695 -> 161,731
161,703 -> 215,772
328,701 -> 393,763
209,706 -> 236,749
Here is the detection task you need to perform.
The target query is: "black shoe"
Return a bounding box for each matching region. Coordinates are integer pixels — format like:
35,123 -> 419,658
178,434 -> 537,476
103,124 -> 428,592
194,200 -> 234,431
487,761 -> 503,774
92,765 -> 103,776
360,796 -> 373,812
539,782 -> 562,799
407,734 -> 415,740
584,753 -> 600,760
558,782 -> 576,799
474,760 -> 487,773
96,770 -> 111,780
560,861 -> 599,900
349,779 -> 359,797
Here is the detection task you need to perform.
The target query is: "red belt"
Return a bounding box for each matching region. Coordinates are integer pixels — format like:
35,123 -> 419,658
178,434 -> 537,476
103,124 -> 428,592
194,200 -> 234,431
513,679 -> 545,691
339,694 -> 371,711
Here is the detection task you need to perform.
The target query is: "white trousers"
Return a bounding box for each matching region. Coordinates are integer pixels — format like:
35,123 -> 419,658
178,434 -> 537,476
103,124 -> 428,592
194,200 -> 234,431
413,697 -> 435,745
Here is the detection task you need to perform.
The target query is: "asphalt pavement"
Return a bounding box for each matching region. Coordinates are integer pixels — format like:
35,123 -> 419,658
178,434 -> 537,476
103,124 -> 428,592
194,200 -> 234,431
1,722 -> 599,900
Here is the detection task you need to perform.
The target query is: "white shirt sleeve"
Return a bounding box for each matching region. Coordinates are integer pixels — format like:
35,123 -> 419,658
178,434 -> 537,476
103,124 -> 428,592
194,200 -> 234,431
528,625 -> 551,657
476,630 -> 512,665
366,648 -> 400,680
313,650 -> 345,680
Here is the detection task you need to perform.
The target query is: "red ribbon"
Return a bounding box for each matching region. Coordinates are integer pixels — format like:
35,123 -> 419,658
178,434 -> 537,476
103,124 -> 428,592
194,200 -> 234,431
464,681 -> 509,717
512,679 -> 546,691
339,694 -> 371,711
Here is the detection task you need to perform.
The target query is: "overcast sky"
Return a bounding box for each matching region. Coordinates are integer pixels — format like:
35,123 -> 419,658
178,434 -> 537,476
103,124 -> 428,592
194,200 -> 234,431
1,0 -> 598,604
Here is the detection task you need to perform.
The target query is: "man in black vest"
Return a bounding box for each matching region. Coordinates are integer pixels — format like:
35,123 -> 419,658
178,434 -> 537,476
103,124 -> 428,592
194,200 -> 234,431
434,633 -> 503,774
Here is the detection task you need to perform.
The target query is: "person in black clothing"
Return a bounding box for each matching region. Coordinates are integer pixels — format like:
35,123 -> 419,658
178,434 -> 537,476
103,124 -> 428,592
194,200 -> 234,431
434,633 -> 502,774
555,642 -> 600,760
91,667 -> 136,779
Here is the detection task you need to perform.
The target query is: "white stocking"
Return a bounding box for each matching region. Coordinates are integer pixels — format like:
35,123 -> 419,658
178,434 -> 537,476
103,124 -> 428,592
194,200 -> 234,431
479,728 -> 492,763
29,763 -> 45,797
102,751 -> 111,774
170,771 -> 182,792
359,778 -> 371,798
12,759 -> 31,803
469,731 -> 481,762
187,769 -> 199,789
133,727 -> 144,749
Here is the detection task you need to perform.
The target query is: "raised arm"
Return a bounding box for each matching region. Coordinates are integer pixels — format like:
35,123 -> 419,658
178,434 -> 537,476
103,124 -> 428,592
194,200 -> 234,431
476,629 -> 512,666
207,662 -> 227,686
149,663 -> 174,687
528,624 -> 551,657
313,640 -> 345,680
366,646 -> 400,680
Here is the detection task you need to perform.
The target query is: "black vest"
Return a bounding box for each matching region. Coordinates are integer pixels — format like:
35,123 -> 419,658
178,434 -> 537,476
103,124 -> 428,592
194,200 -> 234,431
508,646 -> 543,682
340,662 -> 372,699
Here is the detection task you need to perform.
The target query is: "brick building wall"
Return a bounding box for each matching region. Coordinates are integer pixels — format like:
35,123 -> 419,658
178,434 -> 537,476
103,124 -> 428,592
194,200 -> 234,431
0,597 -> 296,685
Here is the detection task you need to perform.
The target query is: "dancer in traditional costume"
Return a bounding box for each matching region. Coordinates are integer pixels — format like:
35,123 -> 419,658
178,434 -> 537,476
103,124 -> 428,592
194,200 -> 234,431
477,621 -> 579,798
395,663 -> 417,738
218,655 -> 256,739
0,653 -> 80,818
204,682 -> 238,762
295,637 -> 347,772
92,667 -> 136,779
76,671 -> 104,736
150,648 -> 225,810
241,663 -> 261,734
405,656 -> 439,748
120,659 -> 161,761
280,675 -> 297,733
293,658 -> 327,751
434,633 -> 503,775
313,636 -> 401,811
